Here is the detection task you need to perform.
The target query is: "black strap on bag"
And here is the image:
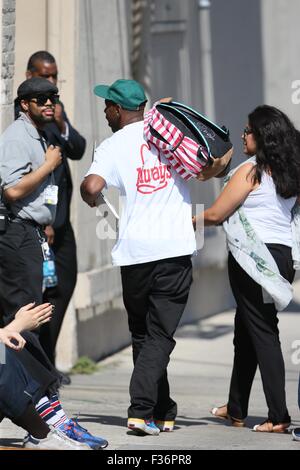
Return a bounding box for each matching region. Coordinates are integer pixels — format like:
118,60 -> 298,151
155,101 -> 233,176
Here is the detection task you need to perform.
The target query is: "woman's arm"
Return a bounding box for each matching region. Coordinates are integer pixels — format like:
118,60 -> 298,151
0,303 -> 53,351
0,329 -> 26,351
194,162 -> 257,227
5,303 -> 53,333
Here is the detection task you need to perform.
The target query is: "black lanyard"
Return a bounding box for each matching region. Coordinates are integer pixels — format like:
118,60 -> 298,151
38,130 -> 48,152
38,130 -> 56,185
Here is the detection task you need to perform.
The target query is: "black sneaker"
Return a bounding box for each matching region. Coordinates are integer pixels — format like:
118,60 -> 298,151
58,370 -> 72,385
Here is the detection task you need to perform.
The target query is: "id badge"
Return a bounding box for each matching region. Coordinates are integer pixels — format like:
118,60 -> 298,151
43,260 -> 58,288
43,259 -> 56,277
44,184 -> 58,205
41,241 -> 51,261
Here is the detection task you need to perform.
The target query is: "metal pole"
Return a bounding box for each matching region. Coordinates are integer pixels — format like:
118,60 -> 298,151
197,1 -> 222,200
198,0 -> 215,121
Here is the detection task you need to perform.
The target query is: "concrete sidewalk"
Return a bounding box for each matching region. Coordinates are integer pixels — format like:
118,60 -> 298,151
1,307 -> 300,450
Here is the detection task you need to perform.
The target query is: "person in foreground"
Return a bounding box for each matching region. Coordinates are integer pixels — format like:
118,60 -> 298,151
194,105 -> 300,433
0,303 -> 108,450
81,79 -> 232,436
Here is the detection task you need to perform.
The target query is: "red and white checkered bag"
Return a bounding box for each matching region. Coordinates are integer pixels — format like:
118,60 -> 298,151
143,104 -> 209,180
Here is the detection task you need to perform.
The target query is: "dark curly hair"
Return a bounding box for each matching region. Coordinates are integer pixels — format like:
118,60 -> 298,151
248,105 -> 300,198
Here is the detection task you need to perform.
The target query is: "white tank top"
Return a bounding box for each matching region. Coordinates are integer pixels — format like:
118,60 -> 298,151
242,170 -> 296,247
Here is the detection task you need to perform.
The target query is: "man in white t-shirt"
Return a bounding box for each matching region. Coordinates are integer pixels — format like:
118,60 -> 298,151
81,79 -> 231,436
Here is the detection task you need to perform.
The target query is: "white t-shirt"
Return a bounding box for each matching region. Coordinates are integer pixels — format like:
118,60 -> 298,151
242,168 -> 296,247
86,121 -> 196,266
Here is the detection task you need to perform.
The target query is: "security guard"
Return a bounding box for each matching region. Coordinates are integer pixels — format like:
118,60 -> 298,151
0,77 -> 62,325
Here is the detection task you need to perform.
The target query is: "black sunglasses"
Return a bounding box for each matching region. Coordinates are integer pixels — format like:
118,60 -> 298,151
29,94 -> 60,106
243,126 -> 253,136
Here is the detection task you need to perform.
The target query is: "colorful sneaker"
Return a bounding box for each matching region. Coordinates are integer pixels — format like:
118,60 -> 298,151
154,420 -> 175,432
59,419 -> 108,450
23,428 -> 91,450
292,427 -> 300,441
127,418 -> 160,436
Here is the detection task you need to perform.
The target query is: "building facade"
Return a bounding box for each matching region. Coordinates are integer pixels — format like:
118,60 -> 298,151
0,0 -> 15,132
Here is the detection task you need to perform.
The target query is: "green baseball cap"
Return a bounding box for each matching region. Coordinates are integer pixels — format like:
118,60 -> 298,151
93,79 -> 147,111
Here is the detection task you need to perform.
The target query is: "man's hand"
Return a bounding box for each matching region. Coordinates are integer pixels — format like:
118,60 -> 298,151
159,97 -> 173,103
45,225 -> 55,245
45,145 -> 62,172
9,302 -> 53,333
80,175 -> 106,207
192,213 -> 204,231
196,147 -> 233,182
0,329 -> 26,351
54,102 -> 67,134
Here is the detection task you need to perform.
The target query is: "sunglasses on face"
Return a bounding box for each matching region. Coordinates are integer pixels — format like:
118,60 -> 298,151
243,126 -> 253,136
29,94 -> 60,106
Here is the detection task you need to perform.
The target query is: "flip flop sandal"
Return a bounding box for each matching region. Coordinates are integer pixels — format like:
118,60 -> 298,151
252,420 -> 290,433
211,405 -> 245,427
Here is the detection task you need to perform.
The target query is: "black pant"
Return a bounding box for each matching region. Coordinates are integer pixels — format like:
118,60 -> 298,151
121,255 -> 193,421
0,221 -> 61,392
0,348 -> 42,420
40,222 -> 77,365
0,221 -> 44,325
227,244 -> 295,424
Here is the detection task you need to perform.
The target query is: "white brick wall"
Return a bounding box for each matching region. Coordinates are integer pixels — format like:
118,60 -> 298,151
0,0 -> 15,132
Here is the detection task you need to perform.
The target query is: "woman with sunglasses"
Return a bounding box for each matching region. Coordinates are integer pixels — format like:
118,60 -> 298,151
194,105 -> 300,433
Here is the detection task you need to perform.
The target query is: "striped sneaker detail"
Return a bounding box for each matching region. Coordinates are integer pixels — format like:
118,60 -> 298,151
154,420 -> 175,432
127,418 -> 160,436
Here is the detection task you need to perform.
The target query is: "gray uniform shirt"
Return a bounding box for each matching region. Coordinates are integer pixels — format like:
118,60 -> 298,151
0,113 -> 56,225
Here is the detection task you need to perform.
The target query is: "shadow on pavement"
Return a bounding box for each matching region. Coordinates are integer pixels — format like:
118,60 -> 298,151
176,324 -> 234,339
0,438 -> 23,449
74,414 -> 208,429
